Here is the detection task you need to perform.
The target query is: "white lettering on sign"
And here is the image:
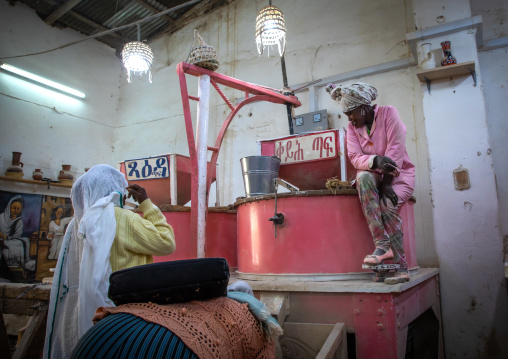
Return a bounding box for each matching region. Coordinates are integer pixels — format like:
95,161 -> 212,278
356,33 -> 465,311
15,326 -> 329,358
125,156 -> 169,180
274,131 -> 337,164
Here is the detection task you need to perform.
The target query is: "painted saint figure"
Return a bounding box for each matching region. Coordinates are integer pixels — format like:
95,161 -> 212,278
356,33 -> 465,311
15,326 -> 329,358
47,206 -> 72,260
0,195 -> 34,271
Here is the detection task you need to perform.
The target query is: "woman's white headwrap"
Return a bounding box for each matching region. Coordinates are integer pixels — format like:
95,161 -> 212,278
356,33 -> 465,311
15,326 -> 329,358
43,165 -> 128,359
326,82 -> 378,113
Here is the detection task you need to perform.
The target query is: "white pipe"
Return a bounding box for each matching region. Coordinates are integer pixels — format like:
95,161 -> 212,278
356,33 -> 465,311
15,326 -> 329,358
170,153 -> 177,205
215,163 -> 220,207
196,75 -> 210,258
339,128 -> 346,182
308,86 -> 317,112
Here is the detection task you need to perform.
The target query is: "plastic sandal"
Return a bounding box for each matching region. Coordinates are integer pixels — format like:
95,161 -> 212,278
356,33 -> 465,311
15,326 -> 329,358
363,248 -> 394,265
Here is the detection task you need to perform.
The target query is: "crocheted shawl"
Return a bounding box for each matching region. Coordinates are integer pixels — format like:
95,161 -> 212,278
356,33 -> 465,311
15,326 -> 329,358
93,297 -> 275,359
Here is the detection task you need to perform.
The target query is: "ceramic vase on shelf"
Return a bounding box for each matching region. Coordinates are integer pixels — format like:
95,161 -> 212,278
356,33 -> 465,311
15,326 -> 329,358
58,164 -> 74,183
418,43 -> 436,70
5,152 -> 24,179
440,41 -> 457,66
32,169 -> 43,181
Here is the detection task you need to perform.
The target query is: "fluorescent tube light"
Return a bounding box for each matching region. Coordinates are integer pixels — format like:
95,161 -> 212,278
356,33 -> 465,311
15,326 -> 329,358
0,63 -> 86,99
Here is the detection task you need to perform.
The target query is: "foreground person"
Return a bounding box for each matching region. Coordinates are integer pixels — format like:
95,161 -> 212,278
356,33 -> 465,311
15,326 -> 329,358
43,164 -> 176,359
327,82 -> 415,284
70,281 -> 280,359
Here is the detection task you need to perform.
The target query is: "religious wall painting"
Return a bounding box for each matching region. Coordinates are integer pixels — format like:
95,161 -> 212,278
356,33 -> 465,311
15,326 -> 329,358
36,195 -> 73,281
0,191 -> 42,282
0,190 -> 73,283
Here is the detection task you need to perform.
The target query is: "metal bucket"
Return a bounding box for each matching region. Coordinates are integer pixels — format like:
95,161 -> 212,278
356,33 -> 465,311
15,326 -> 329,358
240,156 -> 281,197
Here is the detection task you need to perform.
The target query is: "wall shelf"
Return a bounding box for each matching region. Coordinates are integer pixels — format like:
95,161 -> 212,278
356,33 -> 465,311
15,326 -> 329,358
0,176 -> 72,189
416,61 -> 476,94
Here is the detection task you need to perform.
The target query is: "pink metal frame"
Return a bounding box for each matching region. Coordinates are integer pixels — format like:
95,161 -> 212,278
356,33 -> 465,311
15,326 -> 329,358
177,62 -> 301,254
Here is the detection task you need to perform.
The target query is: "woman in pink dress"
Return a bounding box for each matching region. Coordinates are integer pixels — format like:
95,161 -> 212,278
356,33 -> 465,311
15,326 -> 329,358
327,82 -> 415,283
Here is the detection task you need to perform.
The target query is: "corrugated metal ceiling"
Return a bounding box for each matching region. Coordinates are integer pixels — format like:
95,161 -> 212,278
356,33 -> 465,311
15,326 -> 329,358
8,0 -> 232,54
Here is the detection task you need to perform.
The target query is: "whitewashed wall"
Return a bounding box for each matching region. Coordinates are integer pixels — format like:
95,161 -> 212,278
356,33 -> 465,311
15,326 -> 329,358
412,0 -> 508,357
1,0 -> 507,356
0,1 -> 121,182
473,0 -> 508,243
114,0 -> 435,261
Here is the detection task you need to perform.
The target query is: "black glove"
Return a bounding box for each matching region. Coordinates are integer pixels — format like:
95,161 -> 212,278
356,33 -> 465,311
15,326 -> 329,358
373,156 -> 398,174
379,182 -> 398,207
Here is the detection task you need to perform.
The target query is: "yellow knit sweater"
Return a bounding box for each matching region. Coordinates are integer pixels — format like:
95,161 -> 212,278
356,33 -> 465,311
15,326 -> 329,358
109,199 -> 175,272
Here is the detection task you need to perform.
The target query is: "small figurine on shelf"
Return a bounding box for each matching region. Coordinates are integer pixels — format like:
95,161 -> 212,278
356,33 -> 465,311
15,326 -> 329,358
5,152 -> 24,178
440,41 -> 457,66
33,169 -> 43,180
58,164 -> 74,183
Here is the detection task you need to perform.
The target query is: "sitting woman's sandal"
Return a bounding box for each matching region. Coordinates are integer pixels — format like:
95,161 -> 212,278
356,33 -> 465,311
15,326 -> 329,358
384,270 -> 410,284
363,248 -> 394,265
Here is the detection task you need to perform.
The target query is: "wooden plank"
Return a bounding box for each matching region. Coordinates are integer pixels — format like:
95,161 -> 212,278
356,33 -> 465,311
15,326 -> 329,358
1,283 -> 51,316
12,305 -> 48,359
416,61 -> 475,82
0,311 -> 12,359
316,323 -> 346,359
158,204 -> 237,213
1,284 -> 51,301
2,299 -> 45,316
283,322 -> 336,353
0,176 -> 72,188
45,0 -> 84,25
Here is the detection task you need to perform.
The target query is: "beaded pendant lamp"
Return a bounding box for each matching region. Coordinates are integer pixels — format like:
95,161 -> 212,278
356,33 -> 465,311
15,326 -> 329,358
121,24 -> 154,83
255,2 -> 286,57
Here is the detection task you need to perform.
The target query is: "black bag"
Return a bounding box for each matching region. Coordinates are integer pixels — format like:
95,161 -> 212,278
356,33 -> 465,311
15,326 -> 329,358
108,258 -> 230,306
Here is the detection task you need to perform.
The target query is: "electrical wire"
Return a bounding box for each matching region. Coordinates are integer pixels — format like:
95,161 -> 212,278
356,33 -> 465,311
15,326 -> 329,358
0,0 -> 203,60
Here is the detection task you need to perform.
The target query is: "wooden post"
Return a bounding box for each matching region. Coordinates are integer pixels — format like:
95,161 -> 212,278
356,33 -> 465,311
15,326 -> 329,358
12,305 -> 48,359
0,311 -> 12,359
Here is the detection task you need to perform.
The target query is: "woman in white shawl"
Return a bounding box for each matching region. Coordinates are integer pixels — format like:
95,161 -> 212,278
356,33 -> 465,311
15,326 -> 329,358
0,195 -> 32,271
43,165 -> 129,359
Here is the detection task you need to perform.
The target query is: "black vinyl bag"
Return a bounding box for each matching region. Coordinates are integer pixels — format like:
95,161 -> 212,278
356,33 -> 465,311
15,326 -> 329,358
108,257 -> 230,306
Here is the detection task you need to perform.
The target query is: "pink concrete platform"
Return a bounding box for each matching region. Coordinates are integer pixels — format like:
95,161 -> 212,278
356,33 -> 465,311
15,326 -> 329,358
235,190 -> 417,276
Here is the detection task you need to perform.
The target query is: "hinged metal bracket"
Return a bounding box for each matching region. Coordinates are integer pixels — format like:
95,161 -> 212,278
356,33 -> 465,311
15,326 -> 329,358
260,292 -> 290,327
424,76 -> 431,94
469,68 -> 477,87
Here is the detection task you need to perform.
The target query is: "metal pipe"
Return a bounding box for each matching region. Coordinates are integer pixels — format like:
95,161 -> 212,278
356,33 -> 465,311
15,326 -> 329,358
281,55 -> 294,135
196,74 -> 210,258
339,129 -> 346,182
170,154 -> 177,205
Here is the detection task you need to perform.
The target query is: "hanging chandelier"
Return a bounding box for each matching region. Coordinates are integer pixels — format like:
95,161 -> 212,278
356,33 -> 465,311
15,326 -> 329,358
121,24 -> 154,83
121,41 -> 153,83
255,4 -> 286,57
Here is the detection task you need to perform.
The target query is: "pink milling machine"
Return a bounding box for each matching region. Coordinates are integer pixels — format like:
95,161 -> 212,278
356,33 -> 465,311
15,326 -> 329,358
120,62 -> 443,358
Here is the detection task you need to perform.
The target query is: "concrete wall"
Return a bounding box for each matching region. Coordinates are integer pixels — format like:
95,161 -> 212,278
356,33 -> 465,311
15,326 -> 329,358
1,0 -> 507,357
473,0 -> 508,243
411,0 -> 508,357
0,1 -> 121,182
113,0 -> 436,268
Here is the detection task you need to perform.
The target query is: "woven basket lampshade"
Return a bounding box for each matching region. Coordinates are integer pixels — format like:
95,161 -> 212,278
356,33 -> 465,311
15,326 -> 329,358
188,30 -> 220,71
121,41 -> 154,83
255,5 -> 286,57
